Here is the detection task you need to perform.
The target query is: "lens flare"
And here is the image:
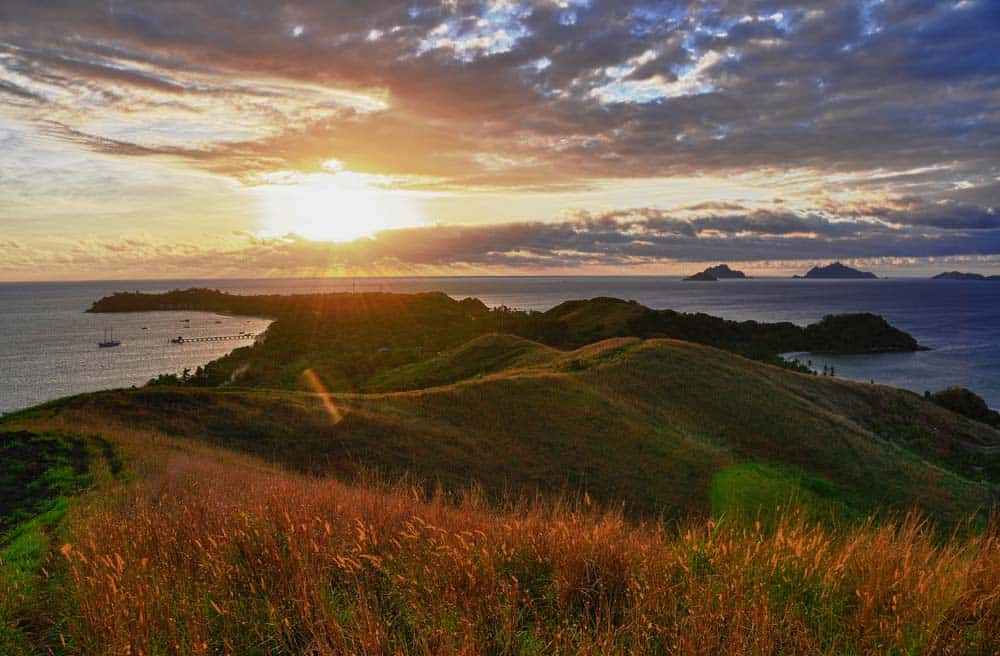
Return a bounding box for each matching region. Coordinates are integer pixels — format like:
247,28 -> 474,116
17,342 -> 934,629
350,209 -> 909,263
300,368 -> 344,424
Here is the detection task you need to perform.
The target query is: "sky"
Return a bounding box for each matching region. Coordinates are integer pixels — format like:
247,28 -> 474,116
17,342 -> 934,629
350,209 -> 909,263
1,0 -> 998,280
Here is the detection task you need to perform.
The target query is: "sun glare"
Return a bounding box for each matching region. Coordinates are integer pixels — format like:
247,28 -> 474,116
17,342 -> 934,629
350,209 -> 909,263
255,164 -> 425,242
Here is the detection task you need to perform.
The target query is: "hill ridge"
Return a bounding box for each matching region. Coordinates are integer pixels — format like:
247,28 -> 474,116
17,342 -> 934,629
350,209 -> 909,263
31,335 -> 997,527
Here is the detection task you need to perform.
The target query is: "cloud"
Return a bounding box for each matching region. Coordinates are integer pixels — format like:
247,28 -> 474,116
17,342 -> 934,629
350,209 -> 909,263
1,0 -> 998,278
8,201 -> 1000,279
0,0 -> 996,189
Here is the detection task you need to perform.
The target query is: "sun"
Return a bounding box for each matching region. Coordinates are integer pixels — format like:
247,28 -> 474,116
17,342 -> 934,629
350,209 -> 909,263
255,165 -> 425,242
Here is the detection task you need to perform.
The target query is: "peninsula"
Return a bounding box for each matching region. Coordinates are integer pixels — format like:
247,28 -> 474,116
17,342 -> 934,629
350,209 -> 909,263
88,290 -> 924,383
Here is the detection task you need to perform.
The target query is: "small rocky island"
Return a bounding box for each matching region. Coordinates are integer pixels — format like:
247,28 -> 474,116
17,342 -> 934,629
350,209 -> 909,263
684,264 -> 748,281
803,313 -> 925,353
933,271 -> 1000,281
796,262 -> 878,279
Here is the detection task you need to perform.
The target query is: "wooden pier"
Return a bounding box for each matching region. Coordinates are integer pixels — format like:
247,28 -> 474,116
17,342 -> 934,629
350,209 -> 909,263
170,333 -> 261,344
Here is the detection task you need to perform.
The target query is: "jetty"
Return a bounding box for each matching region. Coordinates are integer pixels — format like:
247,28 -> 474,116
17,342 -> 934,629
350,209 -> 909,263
170,332 -> 262,344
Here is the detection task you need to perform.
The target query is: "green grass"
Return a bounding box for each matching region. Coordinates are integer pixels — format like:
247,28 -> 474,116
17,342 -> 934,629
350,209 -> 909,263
364,333 -> 559,392
0,499 -> 73,655
0,432 -> 92,531
710,463 -> 862,529
0,431 -> 100,655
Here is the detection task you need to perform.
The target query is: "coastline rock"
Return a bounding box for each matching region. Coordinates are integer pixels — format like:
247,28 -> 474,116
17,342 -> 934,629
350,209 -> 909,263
683,271 -> 718,281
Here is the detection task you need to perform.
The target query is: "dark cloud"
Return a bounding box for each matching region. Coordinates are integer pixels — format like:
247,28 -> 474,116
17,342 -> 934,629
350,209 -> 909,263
0,0 -> 996,188
880,203 -> 1000,231
0,79 -> 44,101
316,199 -> 1000,268
7,200 -> 1000,278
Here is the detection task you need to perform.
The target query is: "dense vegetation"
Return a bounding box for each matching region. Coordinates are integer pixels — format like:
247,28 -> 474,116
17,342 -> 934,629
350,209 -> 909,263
550,298 -> 919,359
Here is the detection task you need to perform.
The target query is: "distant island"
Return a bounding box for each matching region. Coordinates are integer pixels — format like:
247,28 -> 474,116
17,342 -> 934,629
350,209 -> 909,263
684,264 -> 748,281
796,262 -> 878,279
933,271 -> 1000,281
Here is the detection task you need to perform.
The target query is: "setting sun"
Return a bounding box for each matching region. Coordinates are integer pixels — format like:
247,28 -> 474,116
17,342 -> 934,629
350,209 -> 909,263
255,163 -> 425,242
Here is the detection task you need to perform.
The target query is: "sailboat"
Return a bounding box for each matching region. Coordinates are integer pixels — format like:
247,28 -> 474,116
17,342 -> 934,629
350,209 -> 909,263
98,328 -> 121,348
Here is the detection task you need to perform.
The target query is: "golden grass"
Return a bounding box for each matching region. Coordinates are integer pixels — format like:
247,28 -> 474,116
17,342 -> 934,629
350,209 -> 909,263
45,434 -> 999,656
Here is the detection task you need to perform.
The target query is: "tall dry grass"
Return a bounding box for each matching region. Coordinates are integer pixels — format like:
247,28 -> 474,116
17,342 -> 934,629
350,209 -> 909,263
45,441 -> 998,656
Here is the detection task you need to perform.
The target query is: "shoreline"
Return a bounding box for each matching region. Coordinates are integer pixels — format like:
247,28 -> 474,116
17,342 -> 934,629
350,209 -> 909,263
4,279 -> 998,413
0,306 -> 272,416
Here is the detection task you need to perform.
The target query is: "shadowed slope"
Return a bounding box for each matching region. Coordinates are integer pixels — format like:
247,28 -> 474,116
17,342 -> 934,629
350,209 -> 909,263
37,337 -> 998,525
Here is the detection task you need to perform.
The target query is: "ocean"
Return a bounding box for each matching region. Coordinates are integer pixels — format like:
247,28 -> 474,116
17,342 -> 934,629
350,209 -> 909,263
1,277 -> 998,414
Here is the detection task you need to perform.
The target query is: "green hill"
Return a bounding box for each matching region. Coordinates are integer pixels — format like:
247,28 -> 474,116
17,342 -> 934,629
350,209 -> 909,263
30,336 -> 998,526
3,403 -> 996,654
364,333 -> 559,392
2,290 -> 995,653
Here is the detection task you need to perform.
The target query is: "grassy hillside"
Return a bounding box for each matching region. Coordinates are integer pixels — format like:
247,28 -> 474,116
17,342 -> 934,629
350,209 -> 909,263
0,430 -> 120,654
29,337 -> 998,526
1,291 -> 994,652
364,333 -> 560,392
0,417 -> 996,655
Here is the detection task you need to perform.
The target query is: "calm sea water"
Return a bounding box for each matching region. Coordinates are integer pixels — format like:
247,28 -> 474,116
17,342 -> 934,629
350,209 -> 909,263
1,277 -> 998,413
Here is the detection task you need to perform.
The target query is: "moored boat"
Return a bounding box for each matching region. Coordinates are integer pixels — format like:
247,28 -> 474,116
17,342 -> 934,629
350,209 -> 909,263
98,328 -> 121,348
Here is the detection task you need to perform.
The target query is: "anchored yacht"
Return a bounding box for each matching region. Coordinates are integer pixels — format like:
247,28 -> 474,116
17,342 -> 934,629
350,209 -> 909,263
98,328 -> 121,348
